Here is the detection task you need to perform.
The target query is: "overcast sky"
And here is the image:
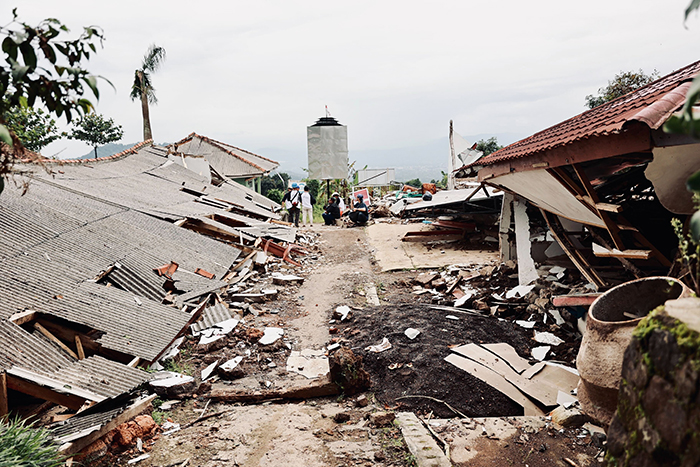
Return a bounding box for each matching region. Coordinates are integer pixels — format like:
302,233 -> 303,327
14,0 -> 700,170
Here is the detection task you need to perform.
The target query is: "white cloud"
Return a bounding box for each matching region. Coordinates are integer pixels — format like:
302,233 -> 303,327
11,0 -> 700,168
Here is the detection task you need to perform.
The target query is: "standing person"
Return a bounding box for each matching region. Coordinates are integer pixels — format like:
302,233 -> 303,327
322,195 -> 340,225
281,187 -> 293,222
349,194 -> 369,225
288,183 -> 301,227
301,185 -> 315,227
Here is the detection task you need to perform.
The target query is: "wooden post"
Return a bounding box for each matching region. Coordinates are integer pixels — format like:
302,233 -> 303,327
74,336 -> 85,360
0,372 -> 8,417
34,323 -> 79,360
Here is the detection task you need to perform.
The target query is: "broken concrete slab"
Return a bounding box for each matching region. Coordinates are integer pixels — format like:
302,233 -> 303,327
286,349 -> 330,379
149,372 -> 196,399
258,327 -> 284,345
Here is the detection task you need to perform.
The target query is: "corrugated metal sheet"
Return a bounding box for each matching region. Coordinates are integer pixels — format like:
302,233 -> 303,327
474,60 -> 700,168
173,133 -> 279,178
190,301 -> 234,333
0,320 -> 150,401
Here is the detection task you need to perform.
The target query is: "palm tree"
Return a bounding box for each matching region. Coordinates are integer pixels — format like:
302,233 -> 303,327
130,44 -> 166,141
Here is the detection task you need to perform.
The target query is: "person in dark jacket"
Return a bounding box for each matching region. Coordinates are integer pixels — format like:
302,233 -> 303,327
322,195 -> 341,225
349,194 -> 369,225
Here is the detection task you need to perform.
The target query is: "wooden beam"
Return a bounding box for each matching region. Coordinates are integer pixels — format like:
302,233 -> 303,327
59,394 -> 157,455
552,294 -> 601,307
74,336 -> 85,360
128,357 -> 140,368
596,202 -> 623,213
35,320 -> 100,354
589,230 -> 643,279
592,243 -> 652,259
0,373 -> 7,417
34,323 -> 78,360
572,164 -> 625,250
10,310 -> 36,325
541,209 -> 607,289
6,375 -> 84,410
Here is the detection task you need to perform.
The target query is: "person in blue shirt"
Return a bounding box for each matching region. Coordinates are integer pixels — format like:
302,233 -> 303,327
349,194 -> 369,225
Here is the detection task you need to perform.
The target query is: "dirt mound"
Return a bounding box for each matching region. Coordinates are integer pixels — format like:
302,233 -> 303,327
336,303 -> 541,418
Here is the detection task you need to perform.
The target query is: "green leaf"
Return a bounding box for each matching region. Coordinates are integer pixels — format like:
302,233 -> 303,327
11,63 -> 30,81
0,124 -> 12,146
687,170 -> 700,193
20,42 -> 37,69
84,75 -> 99,99
686,0 -> 700,22
690,210 -> 700,243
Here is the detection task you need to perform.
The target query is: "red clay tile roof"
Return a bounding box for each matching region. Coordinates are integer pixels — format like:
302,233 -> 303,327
20,140 -> 153,165
475,60 -> 700,168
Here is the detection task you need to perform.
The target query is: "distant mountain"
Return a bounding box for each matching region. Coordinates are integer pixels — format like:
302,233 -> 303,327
78,141 -> 172,159
263,132 -> 524,185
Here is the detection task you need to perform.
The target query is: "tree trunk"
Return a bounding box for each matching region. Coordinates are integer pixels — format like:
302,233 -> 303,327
138,71 -> 152,141
93,146 -> 98,158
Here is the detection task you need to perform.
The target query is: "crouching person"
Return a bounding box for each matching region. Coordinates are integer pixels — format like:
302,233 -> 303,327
323,195 -> 341,225
349,194 -> 369,225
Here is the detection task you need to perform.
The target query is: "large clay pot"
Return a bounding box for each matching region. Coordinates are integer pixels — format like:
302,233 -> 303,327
576,277 -> 690,426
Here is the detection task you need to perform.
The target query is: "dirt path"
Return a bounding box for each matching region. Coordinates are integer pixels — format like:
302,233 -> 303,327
289,226 -> 375,349
135,226 -> 410,467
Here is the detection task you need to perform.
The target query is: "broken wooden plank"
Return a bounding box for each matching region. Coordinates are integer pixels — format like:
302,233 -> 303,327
595,202 -> 623,213
6,374 -> 85,410
34,323 -> 79,360
552,293 -> 601,307
541,209 -> 606,289
0,373 -> 7,417
9,310 -> 36,325
128,357 -> 140,368
592,243 -> 652,259
444,354 -> 543,416
58,394 -> 157,455
209,374 -> 339,402
74,336 -> 85,360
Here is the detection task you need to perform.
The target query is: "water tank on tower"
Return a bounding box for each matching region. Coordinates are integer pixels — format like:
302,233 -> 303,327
307,112 -> 348,180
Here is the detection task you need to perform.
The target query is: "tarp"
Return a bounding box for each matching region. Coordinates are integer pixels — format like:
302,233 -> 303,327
307,125 -> 348,180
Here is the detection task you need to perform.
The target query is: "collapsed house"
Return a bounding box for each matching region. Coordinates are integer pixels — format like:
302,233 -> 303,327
458,59 -> 700,287
170,132 -> 280,192
0,140 -> 293,453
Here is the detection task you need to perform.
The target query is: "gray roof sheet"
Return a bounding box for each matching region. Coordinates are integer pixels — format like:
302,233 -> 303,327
0,320 -> 149,401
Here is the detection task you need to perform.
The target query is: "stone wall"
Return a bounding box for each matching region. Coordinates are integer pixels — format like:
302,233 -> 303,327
606,298 -> 700,466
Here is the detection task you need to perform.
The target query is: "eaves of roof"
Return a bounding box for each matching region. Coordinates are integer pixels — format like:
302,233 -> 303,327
472,60 -> 700,173
21,140 -> 154,165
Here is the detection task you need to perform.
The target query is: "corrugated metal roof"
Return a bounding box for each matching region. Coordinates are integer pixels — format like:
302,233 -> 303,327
0,320 -> 150,401
475,60 -> 700,168
172,133 -> 279,177
190,301 -> 235,333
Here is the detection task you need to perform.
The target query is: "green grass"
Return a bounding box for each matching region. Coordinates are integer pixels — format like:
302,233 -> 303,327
0,416 -> 64,467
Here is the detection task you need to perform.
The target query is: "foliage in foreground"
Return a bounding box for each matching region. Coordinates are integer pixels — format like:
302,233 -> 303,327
3,105 -> 60,152
0,416 -> 63,467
